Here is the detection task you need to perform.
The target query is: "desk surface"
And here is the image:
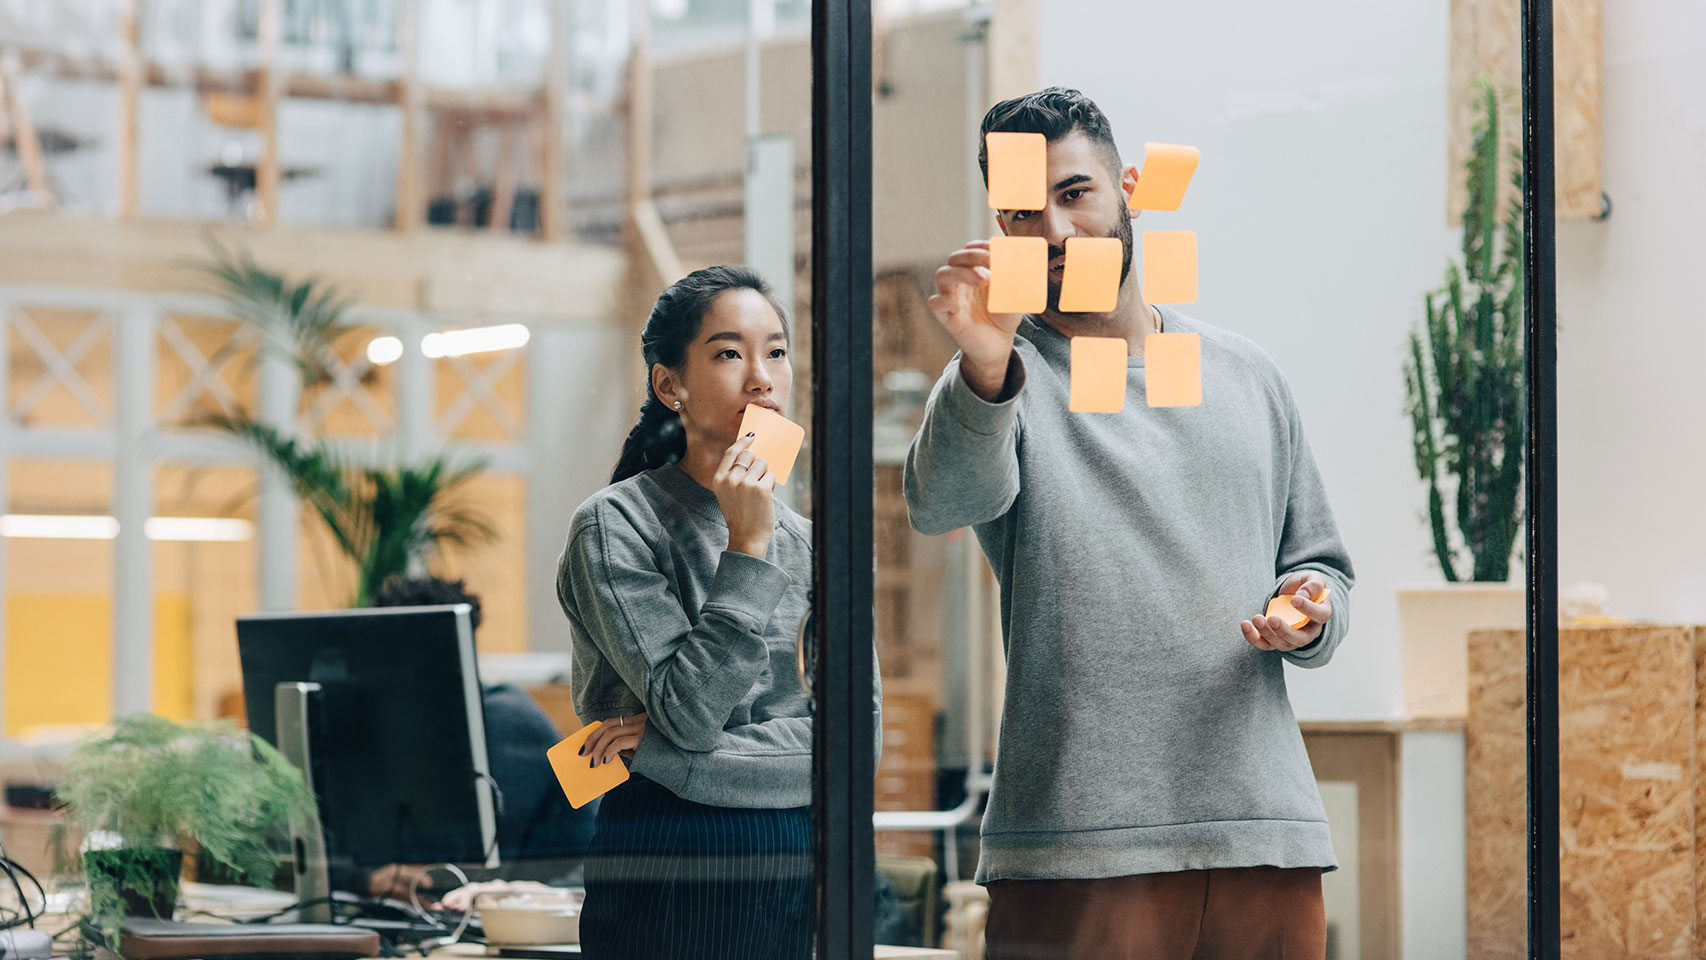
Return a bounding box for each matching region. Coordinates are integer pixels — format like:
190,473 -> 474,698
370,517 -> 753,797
54,917 -> 958,960
437,942 -> 956,959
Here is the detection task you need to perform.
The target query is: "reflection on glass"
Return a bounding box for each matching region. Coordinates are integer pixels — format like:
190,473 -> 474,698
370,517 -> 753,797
1,1 -> 836,957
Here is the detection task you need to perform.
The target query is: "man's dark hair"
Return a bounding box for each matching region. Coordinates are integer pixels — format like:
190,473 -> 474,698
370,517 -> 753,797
978,87 -> 1124,188
373,576 -> 483,631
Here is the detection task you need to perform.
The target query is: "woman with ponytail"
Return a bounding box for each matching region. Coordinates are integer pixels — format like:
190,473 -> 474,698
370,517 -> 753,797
556,266 -> 879,959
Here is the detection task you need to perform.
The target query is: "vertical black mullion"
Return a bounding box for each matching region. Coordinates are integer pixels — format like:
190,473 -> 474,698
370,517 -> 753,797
1521,0 -> 1561,956
811,2 -> 875,960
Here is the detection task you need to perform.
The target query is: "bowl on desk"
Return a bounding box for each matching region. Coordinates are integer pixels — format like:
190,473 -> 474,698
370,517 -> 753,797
474,892 -> 581,945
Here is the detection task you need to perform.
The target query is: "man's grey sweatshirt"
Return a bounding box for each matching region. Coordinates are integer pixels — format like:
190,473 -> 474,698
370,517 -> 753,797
904,309 -> 1355,883
558,462 -> 879,809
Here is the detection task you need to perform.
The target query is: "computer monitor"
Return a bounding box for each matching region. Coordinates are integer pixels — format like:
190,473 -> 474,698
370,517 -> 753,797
237,605 -> 499,919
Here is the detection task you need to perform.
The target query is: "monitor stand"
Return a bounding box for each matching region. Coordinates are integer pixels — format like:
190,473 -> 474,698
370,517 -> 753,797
275,681 -> 333,924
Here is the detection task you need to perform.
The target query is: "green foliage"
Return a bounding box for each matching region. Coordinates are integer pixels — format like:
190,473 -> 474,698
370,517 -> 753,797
187,238 -> 497,605
189,411 -> 495,606
52,715 -> 315,943
1403,76 -> 1526,582
193,236 -> 356,389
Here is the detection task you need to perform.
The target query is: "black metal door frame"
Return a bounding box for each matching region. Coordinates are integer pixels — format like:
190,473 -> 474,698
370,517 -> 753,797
811,1 -> 876,958
1522,0 -> 1561,957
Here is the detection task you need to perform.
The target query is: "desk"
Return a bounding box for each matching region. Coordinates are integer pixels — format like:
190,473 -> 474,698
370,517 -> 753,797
433,942 -> 955,959
46,915 -> 959,960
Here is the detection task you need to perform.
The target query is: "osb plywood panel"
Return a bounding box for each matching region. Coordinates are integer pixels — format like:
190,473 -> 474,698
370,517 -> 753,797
1468,626 -> 1698,959
1695,627 -> 1706,960
1448,0 -> 1602,223
1467,627 -> 1528,960
1558,626 -> 1695,958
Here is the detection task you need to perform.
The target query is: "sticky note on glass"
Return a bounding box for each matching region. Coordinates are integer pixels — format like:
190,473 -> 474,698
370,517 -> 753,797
1057,237 -> 1123,313
1265,588 -> 1332,630
986,236 -> 1048,315
739,403 -> 806,486
1128,143 -> 1200,212
985,132 -> 1047,211
1144,332 -> 1202,408
1069,336 -> 1127,413
547,721 -> 629,809
1143,231 -> 1197,305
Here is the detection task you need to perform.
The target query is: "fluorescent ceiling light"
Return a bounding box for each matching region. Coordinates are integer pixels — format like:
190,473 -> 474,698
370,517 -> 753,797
144,517 -> 254,542
0,514 -> 118,539
422,324 -> 531,359
366,335 -> 405,366
0,515 -> 254,542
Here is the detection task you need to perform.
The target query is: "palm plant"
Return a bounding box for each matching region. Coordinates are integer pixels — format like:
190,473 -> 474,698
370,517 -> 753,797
195,412 -> 496,607
190,239 -> 497,604
1403,76 -> 1526,582
193,236 -> 357,390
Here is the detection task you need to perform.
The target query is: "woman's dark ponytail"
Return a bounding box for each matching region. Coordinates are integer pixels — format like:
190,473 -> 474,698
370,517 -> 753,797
610,265 -> 789,484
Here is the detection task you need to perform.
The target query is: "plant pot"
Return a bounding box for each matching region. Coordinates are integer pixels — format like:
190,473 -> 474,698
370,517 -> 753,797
85,847 -> 183,919
1397,583 -> 1525,718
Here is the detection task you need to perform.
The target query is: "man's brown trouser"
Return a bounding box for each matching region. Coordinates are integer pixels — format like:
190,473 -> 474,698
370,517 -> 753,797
986,866 -> 1327,960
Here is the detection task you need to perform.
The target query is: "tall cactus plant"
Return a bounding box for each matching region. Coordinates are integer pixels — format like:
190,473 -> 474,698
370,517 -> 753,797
1404,77 -> 1526,582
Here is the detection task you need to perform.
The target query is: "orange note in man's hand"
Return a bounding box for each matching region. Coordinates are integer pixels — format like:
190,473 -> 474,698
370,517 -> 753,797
985,132 -> 1047,211
1057,237 -> 1123,314
1265,588 -> 1333,630
547,721 -> 630,809
986,236 -> 1048,315
1128,143 -> 1201,212
1069,336 -> 1127,413
1143,231 -> 1197,305
1144,332 -> 1202,408
738,404 -> 806,486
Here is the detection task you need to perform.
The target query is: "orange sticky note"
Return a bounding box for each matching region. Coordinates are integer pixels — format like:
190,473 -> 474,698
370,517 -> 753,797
738,403 -> 806,486
1069,336 -> 1127,413
547,721 -> 630,809
1265,588 -> 1332,630
986,236 -> 1048,315
1144,332 -> 1202,408
1142,231 -> 1197,305
1057,237 -> 1123,313
985,132 -> 1047,211
1128,143 -> 1201,212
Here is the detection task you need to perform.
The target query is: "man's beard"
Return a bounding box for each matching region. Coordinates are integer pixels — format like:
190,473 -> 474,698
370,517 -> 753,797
1045,211 -> 1135,315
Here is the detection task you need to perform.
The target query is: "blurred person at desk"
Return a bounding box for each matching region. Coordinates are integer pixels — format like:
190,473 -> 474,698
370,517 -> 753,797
557,266 -> 883,960
363,577 -> 598,901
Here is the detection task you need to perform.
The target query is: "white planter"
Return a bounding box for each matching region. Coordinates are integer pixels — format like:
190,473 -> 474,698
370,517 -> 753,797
1396,583 -> 1526,718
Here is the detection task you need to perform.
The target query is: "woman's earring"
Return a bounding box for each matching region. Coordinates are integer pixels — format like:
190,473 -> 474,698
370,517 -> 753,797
673,401 -> 682,410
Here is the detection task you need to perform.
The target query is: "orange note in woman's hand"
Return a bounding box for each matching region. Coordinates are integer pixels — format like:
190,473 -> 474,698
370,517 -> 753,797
738,404 -> 806,485
547,721 -> 630,809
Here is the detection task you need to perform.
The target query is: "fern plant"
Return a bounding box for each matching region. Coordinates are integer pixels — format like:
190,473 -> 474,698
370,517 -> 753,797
1403,76 -> 1526,582
53,715 -> 314,945
193,412 -> 496,606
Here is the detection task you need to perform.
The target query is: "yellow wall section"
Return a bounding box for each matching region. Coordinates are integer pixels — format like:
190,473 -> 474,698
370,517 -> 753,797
4,594 -> 193,737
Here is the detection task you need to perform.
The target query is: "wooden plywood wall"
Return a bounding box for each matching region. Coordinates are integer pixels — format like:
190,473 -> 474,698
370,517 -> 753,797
1448,0 -> 1602,223
1467,625 -> 1701,958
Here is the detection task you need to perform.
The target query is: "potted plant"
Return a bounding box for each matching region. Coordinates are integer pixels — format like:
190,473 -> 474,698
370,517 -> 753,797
52,714 -> 314,945
1396,76 -> 1527,717
193,411 -> 497,606
185,240 -> 497,606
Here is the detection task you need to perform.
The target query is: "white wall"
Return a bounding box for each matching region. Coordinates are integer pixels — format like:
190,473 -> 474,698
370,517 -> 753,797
1556,2 -> 1706,625
1041,0 -> 1453,719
